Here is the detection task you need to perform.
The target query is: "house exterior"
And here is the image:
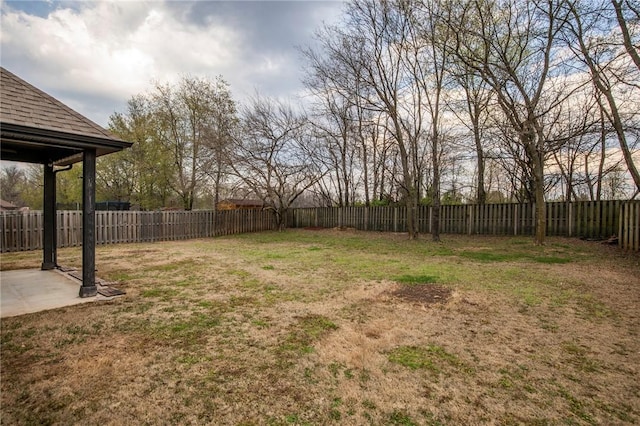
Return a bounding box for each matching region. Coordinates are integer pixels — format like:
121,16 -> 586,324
0,199 -> 20,211
217,199 -> 264,211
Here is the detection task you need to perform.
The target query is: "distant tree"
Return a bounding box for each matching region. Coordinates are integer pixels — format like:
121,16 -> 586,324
401,0 -> 456,241
449,0 -> 575,245
448,66 -> 492,205
105,95 -> 175,209
0,165 -> 25,205
303,25 -> 379,208
202,86 -> 238,211
152,75 -> 236,210
230,95 -> 325,230
19,165 -> 44,209
104,76 -> 237,210
305,80 -> 359,207
563,0 -> 640,198
308,0 -> 425,238
56,166 -> 83,209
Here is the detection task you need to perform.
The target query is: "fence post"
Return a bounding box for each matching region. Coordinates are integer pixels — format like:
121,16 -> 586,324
635,202 -> 640,251
364,206 -> 369,231
619,203 -> 625,249
393,208 -> 398,233
568,202 -> 573,237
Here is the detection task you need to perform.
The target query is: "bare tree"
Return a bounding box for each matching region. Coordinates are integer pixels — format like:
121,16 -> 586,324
449,0 -> 575,245
305,0 -> 423,238
564,0 -> 640,198
307,90 -> 358,207
611,0 -> 640,73
0,165 -> 26,206
447,65 -> 493,205
303,32 -> 374,208
401,0 -> 455,241
230,95 -> 325,230
201,81 -> 237,210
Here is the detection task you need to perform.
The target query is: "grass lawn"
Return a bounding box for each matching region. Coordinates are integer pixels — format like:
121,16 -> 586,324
1,229 -> 639,425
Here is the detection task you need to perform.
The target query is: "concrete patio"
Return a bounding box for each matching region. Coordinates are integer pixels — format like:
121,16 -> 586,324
0,269 -> 104,318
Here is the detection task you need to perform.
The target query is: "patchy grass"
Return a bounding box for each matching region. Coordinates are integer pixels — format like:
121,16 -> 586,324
279,314 -> 338,355
394,274 -> 439,285
458,249 -> 571,264
388,344 -> 462,373
1,230 -> 639,424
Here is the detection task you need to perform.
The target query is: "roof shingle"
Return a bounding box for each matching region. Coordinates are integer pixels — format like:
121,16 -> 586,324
0,67 -> 120,141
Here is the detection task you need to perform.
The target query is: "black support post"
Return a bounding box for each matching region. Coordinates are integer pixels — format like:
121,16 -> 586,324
80,148 -> 97,297
42,163 -> 56,270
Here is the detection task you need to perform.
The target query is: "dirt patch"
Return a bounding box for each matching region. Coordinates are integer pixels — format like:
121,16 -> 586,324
391,284 -> 452,306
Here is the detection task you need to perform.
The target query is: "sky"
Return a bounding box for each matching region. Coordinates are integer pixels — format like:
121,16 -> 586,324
0,0 -> 345,127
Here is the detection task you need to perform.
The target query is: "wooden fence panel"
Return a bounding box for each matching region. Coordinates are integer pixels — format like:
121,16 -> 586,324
286,201 -> 626,240
1,209 -> 276,252
619,201 -> 640,251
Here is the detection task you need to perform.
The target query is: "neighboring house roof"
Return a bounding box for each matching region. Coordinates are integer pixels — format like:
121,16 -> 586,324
0,199 -> 19,211
219,199 -> 264,206
0,67 -> 132,165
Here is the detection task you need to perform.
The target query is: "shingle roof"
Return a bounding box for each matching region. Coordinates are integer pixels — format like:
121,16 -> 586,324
220,199 -> 264,206
0,199 -> 18,210
0,67 -> 131,164
0,67 -> 117,141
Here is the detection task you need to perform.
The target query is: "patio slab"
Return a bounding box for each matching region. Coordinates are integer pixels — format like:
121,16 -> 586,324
0,269 -> 102,318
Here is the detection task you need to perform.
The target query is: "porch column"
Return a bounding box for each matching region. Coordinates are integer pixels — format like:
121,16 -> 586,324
42,163 -> 56,270
80,148 -> 97,297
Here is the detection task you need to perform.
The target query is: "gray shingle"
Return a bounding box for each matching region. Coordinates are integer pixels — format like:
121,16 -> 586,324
0,67 -> 121,141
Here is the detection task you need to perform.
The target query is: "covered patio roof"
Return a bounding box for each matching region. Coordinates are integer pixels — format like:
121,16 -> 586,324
1,67 -> 131,165
0,66 -> 132,298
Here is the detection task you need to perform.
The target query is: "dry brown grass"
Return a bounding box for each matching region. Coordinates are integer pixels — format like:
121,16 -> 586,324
1,230 -> 639,425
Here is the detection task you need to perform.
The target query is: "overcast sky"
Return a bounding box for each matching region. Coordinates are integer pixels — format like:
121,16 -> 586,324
1,0 -> 345,127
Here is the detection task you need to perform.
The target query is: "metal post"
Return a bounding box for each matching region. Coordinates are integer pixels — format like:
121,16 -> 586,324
41,163 -> 56,270
80,149 -> 97,297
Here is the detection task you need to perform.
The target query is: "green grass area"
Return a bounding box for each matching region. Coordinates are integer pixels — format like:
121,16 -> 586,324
394,274 -> 439,285
457,250 -> 571,263
279,314 -> 338,355
388,344 -> 464,373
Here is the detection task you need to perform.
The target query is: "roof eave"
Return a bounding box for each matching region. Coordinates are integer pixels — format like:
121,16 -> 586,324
1,122 -> 132,151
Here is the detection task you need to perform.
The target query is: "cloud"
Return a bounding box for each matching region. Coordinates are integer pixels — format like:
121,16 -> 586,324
177,1 -> 345,99
1,0 -> 343,126
2,1 -> 238,97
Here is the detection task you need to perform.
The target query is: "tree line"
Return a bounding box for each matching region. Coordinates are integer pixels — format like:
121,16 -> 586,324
2,0 -> 638,244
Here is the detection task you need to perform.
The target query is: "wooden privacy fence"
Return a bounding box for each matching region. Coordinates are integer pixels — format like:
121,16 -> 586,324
2,201 -> 637,253
619,201 -> 640,251
0,209 -> 275,252
288,200 -> 625,240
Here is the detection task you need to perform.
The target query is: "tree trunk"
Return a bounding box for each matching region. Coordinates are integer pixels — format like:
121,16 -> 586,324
604,89 -> 640,195
571,5 -> 640,195
531,149 -> 546,245
431,134 -> 441,242
611,0 -> 640,72
474,127 -> 486,205
400,146 -> 418,240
